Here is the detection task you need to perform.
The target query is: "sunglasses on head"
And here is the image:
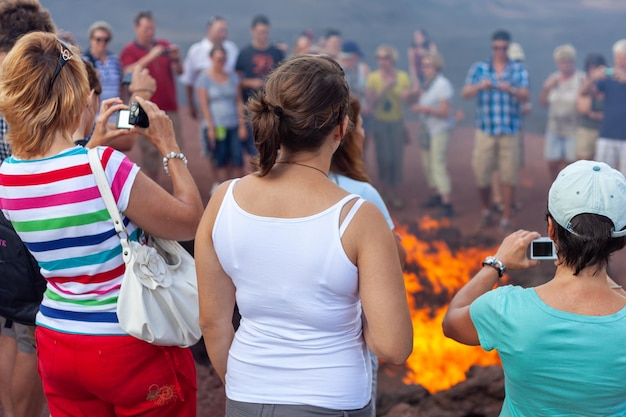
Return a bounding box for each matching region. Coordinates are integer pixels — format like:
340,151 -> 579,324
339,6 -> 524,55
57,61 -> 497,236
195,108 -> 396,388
92,36 -> 110,44
48,39 -> 73,97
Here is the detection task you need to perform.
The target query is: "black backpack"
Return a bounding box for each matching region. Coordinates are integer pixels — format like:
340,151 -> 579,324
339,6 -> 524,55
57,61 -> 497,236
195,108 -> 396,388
0,212 -> 46,325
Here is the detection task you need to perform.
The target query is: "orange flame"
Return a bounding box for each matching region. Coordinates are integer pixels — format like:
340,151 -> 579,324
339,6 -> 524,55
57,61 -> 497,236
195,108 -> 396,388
397,216 -> 501,393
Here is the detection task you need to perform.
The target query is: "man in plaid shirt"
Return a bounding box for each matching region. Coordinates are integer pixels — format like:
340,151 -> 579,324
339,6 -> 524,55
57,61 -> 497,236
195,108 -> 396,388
462,29 -> 529,232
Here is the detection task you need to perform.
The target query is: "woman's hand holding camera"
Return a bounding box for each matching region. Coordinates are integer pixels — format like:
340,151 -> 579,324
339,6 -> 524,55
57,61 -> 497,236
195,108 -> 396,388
87,98 -> 134,148
494,229 -> 541,271
132,96 -> 179,155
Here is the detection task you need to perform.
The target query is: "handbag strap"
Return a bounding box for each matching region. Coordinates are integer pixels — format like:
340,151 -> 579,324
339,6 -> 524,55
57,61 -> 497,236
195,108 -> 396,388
87,148 -> 132,263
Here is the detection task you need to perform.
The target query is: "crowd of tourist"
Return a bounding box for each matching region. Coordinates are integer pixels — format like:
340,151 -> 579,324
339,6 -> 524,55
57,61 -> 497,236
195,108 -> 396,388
15,9 -> 626,227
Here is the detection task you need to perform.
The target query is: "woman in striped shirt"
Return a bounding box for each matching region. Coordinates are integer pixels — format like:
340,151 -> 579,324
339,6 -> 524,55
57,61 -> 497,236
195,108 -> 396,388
0,32 -> 203,417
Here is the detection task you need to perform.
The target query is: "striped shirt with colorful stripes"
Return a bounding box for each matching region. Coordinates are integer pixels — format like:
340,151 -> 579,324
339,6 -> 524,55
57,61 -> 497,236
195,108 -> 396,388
0,146 -> 140,335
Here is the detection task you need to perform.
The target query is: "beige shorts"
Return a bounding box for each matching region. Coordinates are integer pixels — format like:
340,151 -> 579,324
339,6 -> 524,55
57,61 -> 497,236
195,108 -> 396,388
472,129 -> 519,187
0,316 -> 36,354
575,126 -> 599,160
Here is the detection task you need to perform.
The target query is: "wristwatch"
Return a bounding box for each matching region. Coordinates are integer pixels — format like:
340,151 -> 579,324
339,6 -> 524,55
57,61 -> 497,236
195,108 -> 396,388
482,256 -> 506,278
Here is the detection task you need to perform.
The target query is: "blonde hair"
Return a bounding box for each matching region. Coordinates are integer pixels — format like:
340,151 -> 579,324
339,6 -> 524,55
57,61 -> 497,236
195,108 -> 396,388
423,51 -> 444,71
0,31 -> 88,158
553,44 -> 576,62
507,42 -> 525,61
376,45 -> 399,64
612,39 -> 626,55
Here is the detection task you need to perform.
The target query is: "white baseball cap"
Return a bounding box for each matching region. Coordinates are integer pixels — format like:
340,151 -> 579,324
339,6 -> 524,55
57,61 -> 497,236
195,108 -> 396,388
548,160 -> 626,238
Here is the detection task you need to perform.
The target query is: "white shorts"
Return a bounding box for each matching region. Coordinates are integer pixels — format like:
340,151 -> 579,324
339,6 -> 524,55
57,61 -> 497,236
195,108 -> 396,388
545,133 -> 576,162
595,138 -> 626,176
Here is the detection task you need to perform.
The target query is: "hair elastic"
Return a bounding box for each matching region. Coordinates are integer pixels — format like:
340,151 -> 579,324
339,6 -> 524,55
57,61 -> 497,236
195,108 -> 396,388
273,105 -> 284,117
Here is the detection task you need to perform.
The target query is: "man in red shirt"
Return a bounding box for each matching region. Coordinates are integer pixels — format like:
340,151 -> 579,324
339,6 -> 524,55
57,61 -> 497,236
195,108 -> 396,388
120,10 -> 183,180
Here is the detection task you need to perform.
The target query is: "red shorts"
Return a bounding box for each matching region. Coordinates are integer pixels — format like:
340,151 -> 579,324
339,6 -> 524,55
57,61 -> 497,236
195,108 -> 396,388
35,326 -> 197,417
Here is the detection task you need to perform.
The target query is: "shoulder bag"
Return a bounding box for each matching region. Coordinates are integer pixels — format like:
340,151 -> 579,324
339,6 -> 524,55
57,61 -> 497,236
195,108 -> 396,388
87,148 -> 201,347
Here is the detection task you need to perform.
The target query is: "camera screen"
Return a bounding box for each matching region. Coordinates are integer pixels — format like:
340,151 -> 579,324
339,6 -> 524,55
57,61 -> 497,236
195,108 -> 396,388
532,241 -> 554,257
116,110 -> 132,130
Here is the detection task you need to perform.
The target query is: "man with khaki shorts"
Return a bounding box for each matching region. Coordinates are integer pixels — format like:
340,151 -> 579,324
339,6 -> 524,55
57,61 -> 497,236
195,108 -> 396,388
462,29 -> 529,232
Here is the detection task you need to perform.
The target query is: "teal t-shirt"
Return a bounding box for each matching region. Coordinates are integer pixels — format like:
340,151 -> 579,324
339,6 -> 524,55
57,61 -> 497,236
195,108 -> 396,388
470,285 -> 626,416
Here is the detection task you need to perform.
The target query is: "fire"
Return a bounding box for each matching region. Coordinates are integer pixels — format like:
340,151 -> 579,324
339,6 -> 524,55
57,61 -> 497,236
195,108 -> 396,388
396,216 -> 501,393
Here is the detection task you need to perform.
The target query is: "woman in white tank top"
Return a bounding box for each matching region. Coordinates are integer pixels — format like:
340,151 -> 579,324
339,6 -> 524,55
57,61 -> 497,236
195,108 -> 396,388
195,55 -> 413,417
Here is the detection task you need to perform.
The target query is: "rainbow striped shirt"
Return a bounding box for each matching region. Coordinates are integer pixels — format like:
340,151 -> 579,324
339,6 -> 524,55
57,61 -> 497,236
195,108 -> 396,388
0,146 -> 140,335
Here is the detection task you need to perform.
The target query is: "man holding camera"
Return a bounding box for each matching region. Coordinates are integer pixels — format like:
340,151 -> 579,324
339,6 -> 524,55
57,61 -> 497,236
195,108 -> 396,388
580,39 -> 626,176
120,10 -> 183,180
462,29 -> 530,233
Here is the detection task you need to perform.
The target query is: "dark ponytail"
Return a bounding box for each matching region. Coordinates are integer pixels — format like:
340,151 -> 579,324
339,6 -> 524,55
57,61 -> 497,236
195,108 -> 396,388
246,54 -> 349,177
248,92 -> 282,176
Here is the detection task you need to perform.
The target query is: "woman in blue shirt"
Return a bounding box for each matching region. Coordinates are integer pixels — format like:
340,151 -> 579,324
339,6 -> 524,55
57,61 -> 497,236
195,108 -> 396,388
443,160 -> 626,416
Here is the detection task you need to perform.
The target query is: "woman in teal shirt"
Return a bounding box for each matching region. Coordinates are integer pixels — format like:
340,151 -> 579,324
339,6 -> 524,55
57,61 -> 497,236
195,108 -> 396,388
443,160 -> 626,416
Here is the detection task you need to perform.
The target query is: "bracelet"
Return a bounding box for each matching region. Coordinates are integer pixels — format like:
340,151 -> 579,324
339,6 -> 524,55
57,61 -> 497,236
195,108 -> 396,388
162,151 -> 188,176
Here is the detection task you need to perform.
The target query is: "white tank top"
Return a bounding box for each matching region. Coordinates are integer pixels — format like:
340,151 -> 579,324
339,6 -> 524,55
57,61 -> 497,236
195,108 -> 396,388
213,179 -> 371,409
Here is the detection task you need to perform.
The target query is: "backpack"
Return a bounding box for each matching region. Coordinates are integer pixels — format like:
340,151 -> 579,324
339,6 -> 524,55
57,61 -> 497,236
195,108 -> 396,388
0,212 -> 46,325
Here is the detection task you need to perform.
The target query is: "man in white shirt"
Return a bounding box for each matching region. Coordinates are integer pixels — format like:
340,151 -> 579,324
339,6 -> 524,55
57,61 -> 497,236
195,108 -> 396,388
180,16 -> 239,120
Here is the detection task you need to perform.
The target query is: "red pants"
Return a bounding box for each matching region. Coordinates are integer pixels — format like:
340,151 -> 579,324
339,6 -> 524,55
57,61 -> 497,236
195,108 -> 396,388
36,327 -> 197,417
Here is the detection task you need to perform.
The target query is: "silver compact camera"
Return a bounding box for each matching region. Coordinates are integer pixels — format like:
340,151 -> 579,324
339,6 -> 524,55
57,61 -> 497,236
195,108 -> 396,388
529,237 -> 557,260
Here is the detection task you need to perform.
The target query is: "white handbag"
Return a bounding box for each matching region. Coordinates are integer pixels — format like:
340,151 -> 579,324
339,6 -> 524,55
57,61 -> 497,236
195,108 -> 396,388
88,148 -> 202,347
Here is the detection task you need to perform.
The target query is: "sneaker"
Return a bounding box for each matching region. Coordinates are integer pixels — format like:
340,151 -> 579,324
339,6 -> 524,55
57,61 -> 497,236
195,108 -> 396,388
491,202 -> 503,214
440,203 -> 454,218
499,219 -> 512,235
421,195 -> 442,208
390,196 -> 405,210
476,211 -> 494,229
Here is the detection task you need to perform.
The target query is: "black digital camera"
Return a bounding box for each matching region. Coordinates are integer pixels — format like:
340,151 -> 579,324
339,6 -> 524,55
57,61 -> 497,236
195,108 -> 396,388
117,101 -> 150,129
128,101 -> 149,128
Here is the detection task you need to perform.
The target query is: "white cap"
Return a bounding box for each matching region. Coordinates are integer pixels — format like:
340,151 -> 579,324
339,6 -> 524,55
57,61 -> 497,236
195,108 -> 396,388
549,160 -> 626,238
